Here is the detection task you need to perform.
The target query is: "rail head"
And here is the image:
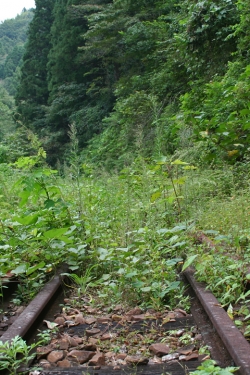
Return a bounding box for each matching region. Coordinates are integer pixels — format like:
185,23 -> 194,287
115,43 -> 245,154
184,267 -> 250,375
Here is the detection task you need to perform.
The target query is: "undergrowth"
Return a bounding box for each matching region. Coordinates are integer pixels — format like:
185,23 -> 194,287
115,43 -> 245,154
0,150 -> 250,320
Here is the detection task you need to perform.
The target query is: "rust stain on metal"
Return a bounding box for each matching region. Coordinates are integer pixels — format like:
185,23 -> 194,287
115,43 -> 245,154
1,274 -> 64,343
184,268 -> 250,375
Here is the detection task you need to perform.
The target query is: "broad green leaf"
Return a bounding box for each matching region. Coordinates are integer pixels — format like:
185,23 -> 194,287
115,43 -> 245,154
173,177 -> 187,184
182,254 -> 198,272
183,166 -> 197,170
19,190 -> 31,207
240,108 -> 250,116
125,271 -> 137,278
102,274 -> 111,281
166,258 -> 183,267
157,228 -> 169,235
117,268 -> 125,274
166,196 -> 176,203
14,214 -> 39,226
12,264 -> 27,274
43,227 -> 69,239
204,230 -> 219,235
156,155 -> 167,164
140,286 -> 151,292
171,159 -> 189,165
117,247 -> 129,252
234,320 -> 243,326
26,261 -> 46,276
151,191 -> 161,202
44,199 -> 56,208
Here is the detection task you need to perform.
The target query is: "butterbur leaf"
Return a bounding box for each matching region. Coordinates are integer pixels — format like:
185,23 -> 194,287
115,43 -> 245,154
181,255 -> 198,272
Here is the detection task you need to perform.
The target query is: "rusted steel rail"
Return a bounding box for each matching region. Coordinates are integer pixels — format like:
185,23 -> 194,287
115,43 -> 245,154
184,267 -> 250,375
1,272 -> 66,343
1,265 -> 250,374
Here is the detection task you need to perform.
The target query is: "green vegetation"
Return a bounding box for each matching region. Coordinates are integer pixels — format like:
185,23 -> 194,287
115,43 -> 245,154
190,360 -> 238,375
0,336 -> 38,375
12,0 -> 241,166
0,149 -> 249,312
0,2 -> 250,374
0,9 -> 33,95
0,8 -> 33,162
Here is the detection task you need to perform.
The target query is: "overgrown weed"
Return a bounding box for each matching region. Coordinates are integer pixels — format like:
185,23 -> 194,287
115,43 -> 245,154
1,153 -> 250,312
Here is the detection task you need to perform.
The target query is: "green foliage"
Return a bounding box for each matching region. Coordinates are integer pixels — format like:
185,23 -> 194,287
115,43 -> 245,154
0,86 -> 16,141
62,265 -> 98,295
190,360 -> 238,375
176,62 -> 250,164
0,144 -> 250,314
0,156 -> 197,308
0,10 -> 33,42
0,9 -> 33,98
15,0 -> 54,128
12,0 -> 248,167
0,336 -> 38,375
1,45 -> 24,79
3,0 -> 250,320
177,0 -> 239,79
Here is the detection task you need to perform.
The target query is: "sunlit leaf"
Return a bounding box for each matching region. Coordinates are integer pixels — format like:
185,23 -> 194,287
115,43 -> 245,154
43,227 -> 69,239
182,254 -> 198,272
227,304 -> 233,320
11,264 -> 27,275
14,214 -> 39,226
151,191 -> 161,202
171,159 -> 189,165
26,262 -> 46,276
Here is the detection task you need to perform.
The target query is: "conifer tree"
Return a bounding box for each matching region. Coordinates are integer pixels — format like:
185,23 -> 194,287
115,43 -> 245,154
15,0 -> 54,128
45,0 -> 114,163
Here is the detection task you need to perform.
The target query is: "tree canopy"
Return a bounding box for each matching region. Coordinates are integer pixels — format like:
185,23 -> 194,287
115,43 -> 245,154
12,0 -> 250,168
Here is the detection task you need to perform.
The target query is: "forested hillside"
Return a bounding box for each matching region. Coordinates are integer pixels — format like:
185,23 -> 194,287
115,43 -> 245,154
0,9 -> 33,95
0,9 -> 33,157
13,0 -> 250,168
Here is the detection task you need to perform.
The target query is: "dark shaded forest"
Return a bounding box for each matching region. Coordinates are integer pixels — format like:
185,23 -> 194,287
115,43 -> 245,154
1,0 -> 250,169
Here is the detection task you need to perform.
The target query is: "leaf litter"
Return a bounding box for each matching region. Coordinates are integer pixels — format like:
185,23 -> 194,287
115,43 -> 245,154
33,292 -> 210,370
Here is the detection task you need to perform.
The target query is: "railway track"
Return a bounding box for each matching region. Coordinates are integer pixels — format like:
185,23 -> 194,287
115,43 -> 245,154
1,268 -> 250,375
